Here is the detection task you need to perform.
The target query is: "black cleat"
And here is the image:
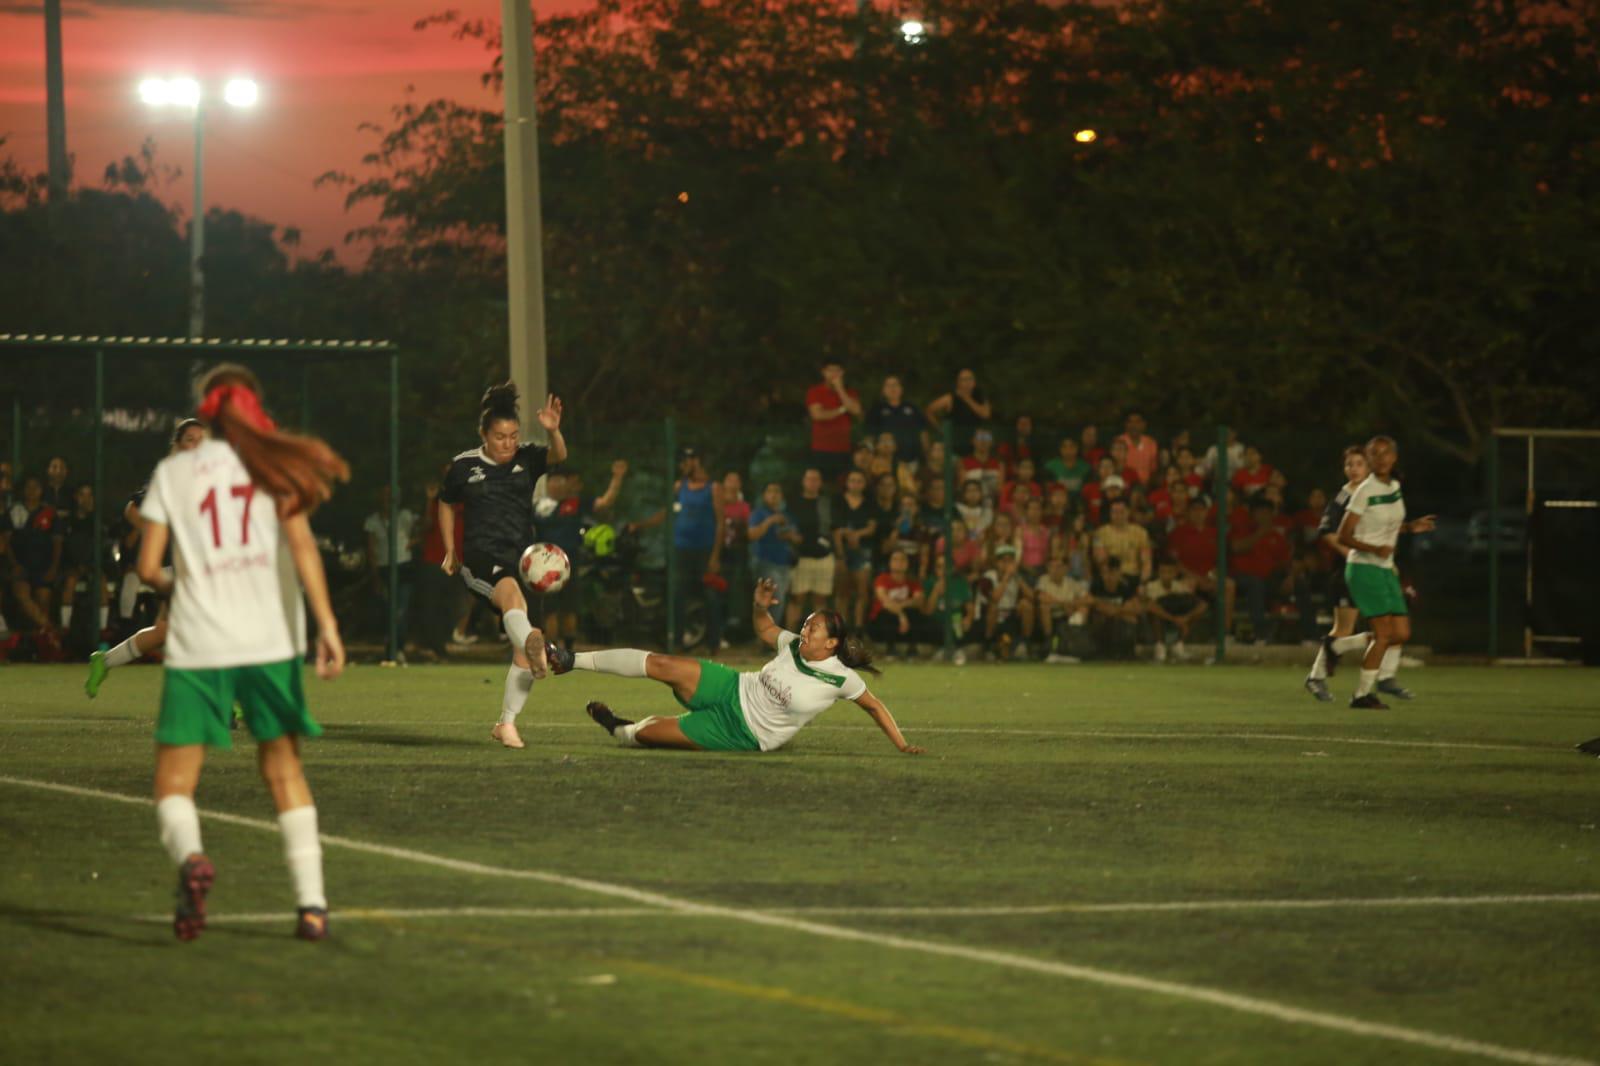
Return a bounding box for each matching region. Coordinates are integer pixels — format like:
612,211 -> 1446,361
1349,693 -> 1390,710
546,641 -> 575,675
586,700 -> 633,737
296,906 -> 330,941
173,854 -> 215,942
1376,678 -> 1416,700
1577,737 -> 1600,757
1321,635 -> 1341,677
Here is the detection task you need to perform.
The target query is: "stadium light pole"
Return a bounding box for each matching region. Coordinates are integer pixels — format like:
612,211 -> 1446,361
139,76 -> 259,338
500,0 -> 549,427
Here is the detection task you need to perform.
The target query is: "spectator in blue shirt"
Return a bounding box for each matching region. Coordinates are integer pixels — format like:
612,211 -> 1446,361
746,481 -> 802,623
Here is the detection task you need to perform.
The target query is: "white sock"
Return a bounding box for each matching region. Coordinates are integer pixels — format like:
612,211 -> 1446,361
1333,634 -> 1370,655
105,631 -> 148,669
502,608 -> 534,648
1355,668 -> 1379,697
1378,646 -> 1402,681
1308,645 -> 1329,680
277,805 -> 327,910
573,649 -> 650,677
616,716 -> 660,747
501,664 -> 534,725
156,794 -> 202,865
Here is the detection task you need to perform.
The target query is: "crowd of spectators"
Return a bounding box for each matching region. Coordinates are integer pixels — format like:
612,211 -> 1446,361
0,365 -> 1338,666
704,362 -> 1333,664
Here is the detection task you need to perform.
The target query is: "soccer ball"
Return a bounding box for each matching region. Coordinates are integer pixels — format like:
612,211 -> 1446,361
519,542 -> 571,593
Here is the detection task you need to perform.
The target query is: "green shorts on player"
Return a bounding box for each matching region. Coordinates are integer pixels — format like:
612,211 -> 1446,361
157,659 -> 321,749
1345,562 -> 1408,619
672,660 -> 761,752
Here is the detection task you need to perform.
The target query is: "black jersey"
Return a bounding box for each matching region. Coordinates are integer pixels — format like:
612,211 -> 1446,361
440,444 -> 549,558
1317,486 -> 1352,538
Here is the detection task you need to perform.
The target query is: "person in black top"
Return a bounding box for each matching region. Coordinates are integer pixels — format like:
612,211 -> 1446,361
437,381 -> 566,750
864,375 -> 925,469
86,418 -> 210,698
1303,445 -> 1374,702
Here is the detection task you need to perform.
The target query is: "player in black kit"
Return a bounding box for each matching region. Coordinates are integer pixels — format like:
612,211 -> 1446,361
438,382 -> 566,749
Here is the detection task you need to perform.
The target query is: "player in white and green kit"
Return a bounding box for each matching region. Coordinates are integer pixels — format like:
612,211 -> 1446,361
1336,436 -> 1435,709
138,364 -> 348,942
536,579 -> 924,754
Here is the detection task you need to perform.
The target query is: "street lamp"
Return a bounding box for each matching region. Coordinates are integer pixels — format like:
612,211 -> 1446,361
138,76 -> 259,338
1074,129 -> 1098,143
899,19 -> 926,43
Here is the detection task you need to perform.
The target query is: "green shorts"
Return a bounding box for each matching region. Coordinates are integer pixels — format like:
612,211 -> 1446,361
157,659 -> 320,750
673,660 -> 761,752
1345,562 -> 1408,619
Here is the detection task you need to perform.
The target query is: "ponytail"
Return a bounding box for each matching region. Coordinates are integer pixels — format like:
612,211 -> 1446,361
818,608 -> 881,675
196,363 -> 349,518
480,381 -> 520,435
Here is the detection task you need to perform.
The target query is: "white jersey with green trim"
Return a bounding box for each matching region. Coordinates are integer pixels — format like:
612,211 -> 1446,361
139,439 -> 306,669
1344,473 -> 1407,571
738,630 -> 868,751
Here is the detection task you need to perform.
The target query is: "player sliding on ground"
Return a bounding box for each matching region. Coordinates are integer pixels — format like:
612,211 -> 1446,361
539,578 -> 924,754
137,364 -> 348,942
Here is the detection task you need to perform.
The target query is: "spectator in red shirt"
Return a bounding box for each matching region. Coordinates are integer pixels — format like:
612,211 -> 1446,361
1114,409 -> 1160,486
1230,497 -> 1309,644
1147,465 -> 1182,522
997,414 -> 1038,475
1175,445 -> 1206,491
1294,487 -> 1328,549
1000,457 -> 1043,514
1167,497 -> 1236,633
1080,424 -> 1106,469
1230,444 -> 1275,498
1042,482 -> 1071,530
806,360 -> 862,485
1080,459 -> 1126,525
868,548 -> 933,657
959,429 -> 1004,500
1107,438 -> 1143,486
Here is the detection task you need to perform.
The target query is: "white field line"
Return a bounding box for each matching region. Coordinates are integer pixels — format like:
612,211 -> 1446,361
2,773 -> 1591,1066
0,718 -> 1554,753
134,894 -> 1600,926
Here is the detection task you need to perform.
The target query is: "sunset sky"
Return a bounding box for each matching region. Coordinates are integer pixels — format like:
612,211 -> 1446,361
0,1 -> 582,264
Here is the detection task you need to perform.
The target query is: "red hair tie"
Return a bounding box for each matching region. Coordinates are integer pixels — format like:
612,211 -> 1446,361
198,384 -> 276,432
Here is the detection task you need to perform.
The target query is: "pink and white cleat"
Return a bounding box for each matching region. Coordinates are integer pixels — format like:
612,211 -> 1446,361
490,722 -> 525,749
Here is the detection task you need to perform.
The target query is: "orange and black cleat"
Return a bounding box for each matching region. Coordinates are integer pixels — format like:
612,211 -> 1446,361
295,906 -> 330,941
173,854 -> 215,942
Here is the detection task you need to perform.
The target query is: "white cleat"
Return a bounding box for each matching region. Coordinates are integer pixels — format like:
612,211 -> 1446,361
490,722 -> 526,749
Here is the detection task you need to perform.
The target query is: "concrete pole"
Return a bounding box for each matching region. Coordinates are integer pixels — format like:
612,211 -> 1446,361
500,0 -> 548,425
188,101 -> 206,338
44,0 -> 70,202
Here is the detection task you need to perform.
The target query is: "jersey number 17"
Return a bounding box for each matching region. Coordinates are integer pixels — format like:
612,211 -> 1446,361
200,484 -> 258,548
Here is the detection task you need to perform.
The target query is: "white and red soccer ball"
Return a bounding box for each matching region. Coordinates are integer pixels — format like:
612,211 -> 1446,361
519,542 -> 571,593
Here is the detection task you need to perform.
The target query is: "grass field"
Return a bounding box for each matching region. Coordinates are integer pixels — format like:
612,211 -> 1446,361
2,659 -> 1598,1066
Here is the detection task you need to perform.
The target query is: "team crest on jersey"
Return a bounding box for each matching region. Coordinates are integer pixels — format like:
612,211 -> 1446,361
513,464 -> 524,474
469,466 -> 487,483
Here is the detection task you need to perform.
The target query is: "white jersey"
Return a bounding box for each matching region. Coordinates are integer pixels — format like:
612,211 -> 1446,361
1344,474 -> 1406,570
139,439 -> 306,669
738,630 -> 868,751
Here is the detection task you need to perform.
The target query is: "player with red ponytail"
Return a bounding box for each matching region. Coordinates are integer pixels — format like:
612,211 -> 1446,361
135,363 -> 348,942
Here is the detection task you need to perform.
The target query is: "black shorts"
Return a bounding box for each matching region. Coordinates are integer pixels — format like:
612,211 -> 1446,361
1326,567 -> 1353,609
459,548 -> 521,612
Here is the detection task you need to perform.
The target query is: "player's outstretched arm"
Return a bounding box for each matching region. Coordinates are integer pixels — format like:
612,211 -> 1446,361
856,691 -> 925,755
752,577 -> 783,649
284,512 -> 345,680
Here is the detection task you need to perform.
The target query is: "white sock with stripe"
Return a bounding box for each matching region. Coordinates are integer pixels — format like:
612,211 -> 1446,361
156,794 -> 203,864
573,649 -> 650,677
277,805 -> 326,910
501,665 -> 534,725
104,630 -> 149,668
615,716 -> 660,747
1378,646 -> 1402,681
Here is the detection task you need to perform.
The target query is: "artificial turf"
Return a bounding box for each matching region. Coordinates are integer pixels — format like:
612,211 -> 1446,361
1,660 -> 1597,1065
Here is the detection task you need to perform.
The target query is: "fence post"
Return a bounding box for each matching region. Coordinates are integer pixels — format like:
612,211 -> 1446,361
942,420 -> 956,660
91,348 -> 105,650
1486,433 -> 1499,659
386,350 -> 400,662
665,416 -> 677,652
9,391 -> 20,478
1213,425 -> 1230,664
